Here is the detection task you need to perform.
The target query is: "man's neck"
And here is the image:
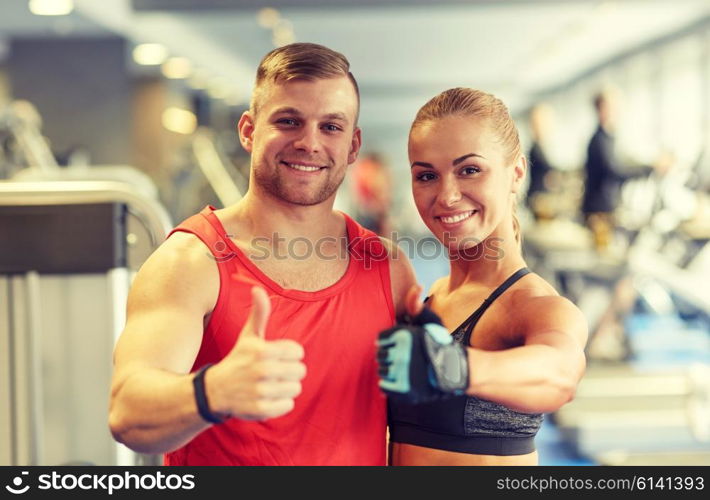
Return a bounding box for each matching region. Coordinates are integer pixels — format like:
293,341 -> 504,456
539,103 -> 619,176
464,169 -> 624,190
222,190 -> 345,242
599,121 -> 615,135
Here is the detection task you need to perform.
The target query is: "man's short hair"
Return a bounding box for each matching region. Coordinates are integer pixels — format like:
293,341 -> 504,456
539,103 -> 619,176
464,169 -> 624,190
250,42 -> 360,122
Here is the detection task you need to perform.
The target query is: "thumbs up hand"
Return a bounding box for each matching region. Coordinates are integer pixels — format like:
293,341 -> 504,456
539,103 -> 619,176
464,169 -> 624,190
205,287 -> 306,421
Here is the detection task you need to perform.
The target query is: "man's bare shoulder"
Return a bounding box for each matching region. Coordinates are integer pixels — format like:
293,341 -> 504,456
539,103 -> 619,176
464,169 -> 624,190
128,231 -> 219,316
155,231 -> 216,261
377,236 -> 418,316
116,231 -> 219,380
377,235 -> 408,263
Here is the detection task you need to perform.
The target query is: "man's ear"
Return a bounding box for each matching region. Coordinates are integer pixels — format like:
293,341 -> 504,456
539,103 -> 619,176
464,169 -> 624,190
511,155 -> 527,194
237,111 -> 255,153
348,127 -> 362,164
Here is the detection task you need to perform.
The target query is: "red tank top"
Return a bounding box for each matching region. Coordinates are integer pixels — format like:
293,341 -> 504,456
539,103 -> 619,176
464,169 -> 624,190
164,206 -> 394,465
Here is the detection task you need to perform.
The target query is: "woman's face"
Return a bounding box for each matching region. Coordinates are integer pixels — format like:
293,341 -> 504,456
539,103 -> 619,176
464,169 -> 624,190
409,115 -> 524,252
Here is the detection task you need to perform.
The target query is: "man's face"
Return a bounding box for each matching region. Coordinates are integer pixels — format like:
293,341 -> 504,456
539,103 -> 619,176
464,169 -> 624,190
238,76 -> 361,206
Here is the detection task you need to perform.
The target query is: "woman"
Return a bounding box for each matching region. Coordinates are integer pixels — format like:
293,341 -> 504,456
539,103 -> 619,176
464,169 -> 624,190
378,88 -> 588,465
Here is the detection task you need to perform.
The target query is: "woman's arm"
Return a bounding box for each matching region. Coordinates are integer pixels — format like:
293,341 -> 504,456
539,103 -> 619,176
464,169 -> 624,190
466,295 -> 588,413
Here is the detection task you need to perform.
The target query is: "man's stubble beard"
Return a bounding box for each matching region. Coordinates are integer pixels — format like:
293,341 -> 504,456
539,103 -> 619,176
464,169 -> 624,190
252,160 -> 347,206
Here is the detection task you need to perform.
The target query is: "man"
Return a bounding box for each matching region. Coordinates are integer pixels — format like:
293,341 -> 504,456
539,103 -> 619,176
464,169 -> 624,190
109,43 -> 416,465
581,88 -> 654,250
526,103 -> 556,220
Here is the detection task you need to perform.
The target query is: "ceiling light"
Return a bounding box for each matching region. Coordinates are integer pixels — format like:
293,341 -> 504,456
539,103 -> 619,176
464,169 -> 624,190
257,7 -> 281,29
162,57 -> 193,79
272,21 -> 295,47
162,108 -> 197,135
133,43 -> 168,66
29,0 -> 73,16
273,32 -> 295,47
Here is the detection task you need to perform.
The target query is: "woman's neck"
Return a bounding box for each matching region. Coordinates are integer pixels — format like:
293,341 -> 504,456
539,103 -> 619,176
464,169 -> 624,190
446,222 -> 526,292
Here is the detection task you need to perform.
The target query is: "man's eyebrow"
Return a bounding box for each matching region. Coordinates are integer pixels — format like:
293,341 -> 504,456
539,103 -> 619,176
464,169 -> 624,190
270,108 -> 350,124
323,112 -> 349,122
453,153 -> 486,165
271,106 -> 302,116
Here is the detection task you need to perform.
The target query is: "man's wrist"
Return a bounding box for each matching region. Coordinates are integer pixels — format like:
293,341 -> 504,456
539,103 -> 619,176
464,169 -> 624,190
193,364 -> 226,424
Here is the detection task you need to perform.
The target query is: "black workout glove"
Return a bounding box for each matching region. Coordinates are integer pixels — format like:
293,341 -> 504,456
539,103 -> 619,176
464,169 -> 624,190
376,307 -> 469,405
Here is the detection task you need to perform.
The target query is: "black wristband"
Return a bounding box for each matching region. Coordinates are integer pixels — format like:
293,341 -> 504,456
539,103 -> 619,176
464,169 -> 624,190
192,363 -> 224,424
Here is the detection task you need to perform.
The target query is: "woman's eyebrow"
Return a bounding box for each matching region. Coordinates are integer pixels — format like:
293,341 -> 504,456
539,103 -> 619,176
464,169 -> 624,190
411,152 -> 487,169
452,152 -> 486,165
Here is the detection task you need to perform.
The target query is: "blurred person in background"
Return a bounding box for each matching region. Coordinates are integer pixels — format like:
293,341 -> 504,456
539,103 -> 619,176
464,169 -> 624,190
350,152 -> 393,236
581,87 -> 668,251
580,87 -> 683,360
376,88 -> 588,466
526,102 -> 559,221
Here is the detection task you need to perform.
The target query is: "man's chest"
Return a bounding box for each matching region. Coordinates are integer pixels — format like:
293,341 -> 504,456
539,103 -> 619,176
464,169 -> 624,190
235,235 -> 350,291
250,256 -> 350,291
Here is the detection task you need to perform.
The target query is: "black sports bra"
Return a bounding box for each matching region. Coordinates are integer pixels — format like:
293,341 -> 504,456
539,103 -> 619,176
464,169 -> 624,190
388,268 -> 544,456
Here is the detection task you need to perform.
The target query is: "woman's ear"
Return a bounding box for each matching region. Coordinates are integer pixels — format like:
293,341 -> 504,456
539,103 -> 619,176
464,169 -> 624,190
511,155 -> 527,194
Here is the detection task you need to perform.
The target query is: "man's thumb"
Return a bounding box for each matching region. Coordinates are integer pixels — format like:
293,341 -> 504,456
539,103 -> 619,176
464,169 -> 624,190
241,286 -> 271,340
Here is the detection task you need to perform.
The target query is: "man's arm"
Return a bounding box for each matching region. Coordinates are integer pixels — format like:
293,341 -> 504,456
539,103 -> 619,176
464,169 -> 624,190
379,237 -> 419,320
595,131 -> 652,181
109,233 -> 305,454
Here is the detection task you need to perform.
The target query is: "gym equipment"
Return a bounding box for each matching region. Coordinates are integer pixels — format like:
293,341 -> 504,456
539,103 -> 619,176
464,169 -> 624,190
0,100 -> 58,179
524,163 -> 710,465
0,181 -> 171,466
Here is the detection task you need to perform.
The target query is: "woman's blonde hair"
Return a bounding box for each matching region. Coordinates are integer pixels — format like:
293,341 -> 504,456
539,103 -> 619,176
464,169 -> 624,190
410,87 -> 523,244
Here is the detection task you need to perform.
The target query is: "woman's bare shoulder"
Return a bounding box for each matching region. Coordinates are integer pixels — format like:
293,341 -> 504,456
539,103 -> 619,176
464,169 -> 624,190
511,277 -> 587,341
506,273 -> 586,332
508,272 -> 560,302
